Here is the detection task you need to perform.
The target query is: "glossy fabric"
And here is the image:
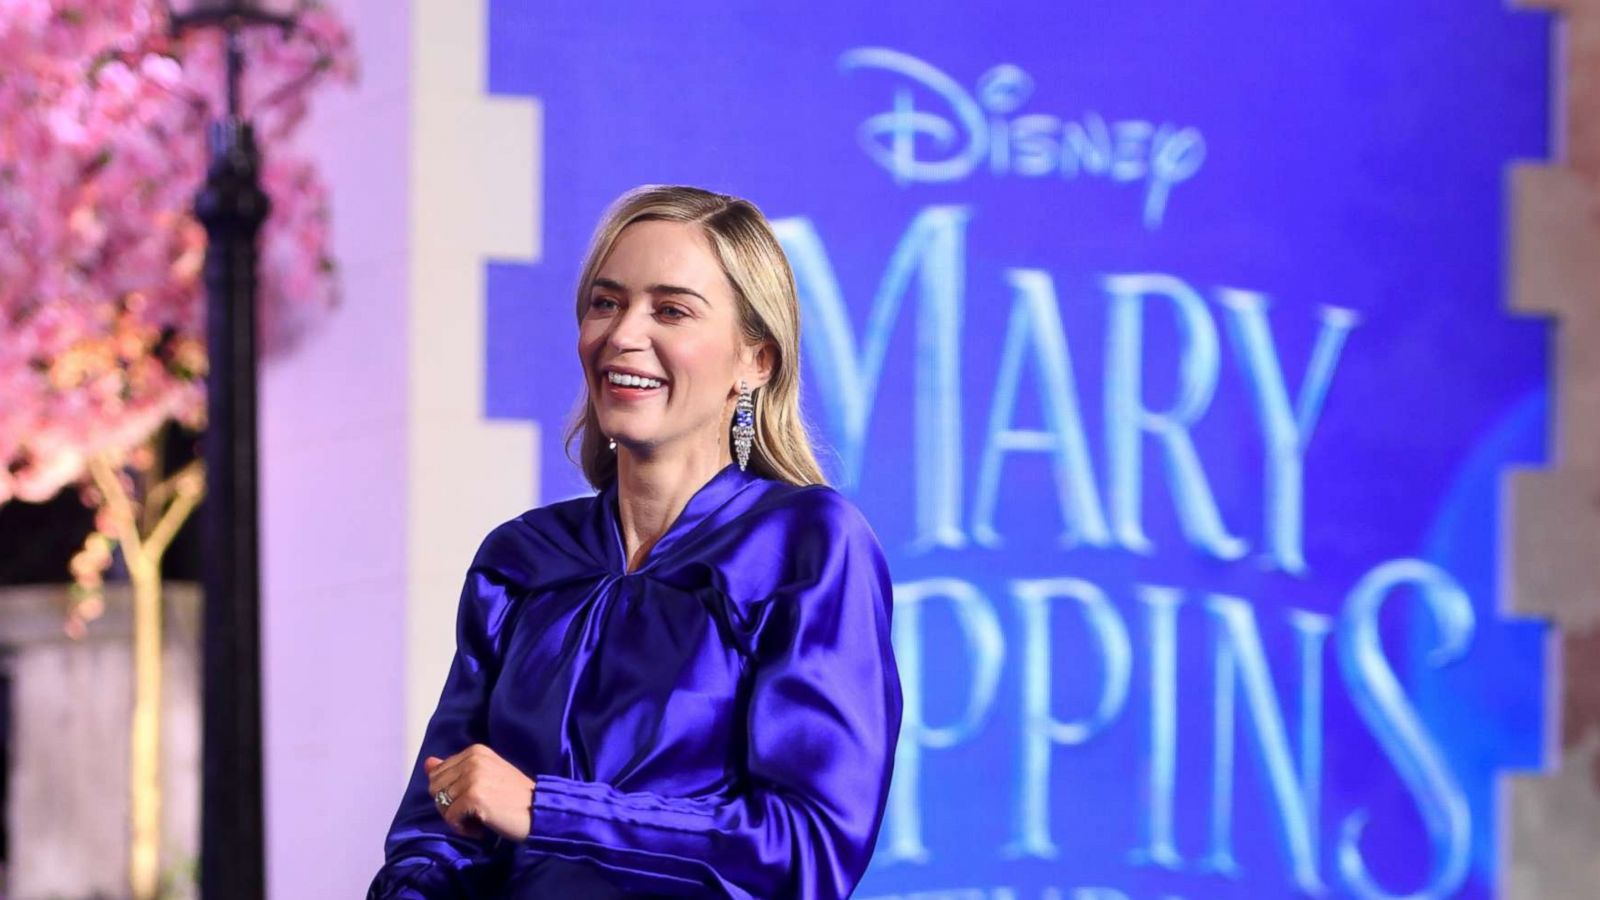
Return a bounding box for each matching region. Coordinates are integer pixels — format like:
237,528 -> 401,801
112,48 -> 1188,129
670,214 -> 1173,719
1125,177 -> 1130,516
368,463 -> 902,899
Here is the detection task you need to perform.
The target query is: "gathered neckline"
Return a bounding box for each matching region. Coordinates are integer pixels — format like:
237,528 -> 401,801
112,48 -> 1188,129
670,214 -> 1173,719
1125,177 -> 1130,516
600,462 -> 758,575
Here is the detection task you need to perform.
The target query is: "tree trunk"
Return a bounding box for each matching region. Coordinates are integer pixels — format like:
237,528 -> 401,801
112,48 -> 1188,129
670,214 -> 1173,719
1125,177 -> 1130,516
128,556 -> 164,900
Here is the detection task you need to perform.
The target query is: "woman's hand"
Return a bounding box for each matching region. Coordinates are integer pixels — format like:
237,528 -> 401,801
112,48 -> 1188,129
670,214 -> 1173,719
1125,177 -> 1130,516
425,743 -> 536,842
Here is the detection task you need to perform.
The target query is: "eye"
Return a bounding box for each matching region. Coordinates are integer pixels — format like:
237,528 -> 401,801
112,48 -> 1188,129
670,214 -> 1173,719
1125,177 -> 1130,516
656,303 -> 689,320
587,296 -> 620,314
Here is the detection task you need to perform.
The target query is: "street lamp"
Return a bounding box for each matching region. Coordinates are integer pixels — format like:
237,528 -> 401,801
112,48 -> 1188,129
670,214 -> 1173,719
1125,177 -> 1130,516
165,2 -> 297,897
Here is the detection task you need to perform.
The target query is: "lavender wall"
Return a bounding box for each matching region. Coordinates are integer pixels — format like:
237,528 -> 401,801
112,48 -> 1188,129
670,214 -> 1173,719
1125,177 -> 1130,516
259,0 -> 411,893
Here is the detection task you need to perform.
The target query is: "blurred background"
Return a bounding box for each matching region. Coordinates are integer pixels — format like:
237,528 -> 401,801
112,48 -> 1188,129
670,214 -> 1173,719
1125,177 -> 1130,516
3,0 -> 1599,897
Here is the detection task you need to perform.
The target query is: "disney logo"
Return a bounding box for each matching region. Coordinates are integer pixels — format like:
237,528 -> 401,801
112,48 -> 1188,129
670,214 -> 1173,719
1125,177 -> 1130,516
840,48 -> 1205,229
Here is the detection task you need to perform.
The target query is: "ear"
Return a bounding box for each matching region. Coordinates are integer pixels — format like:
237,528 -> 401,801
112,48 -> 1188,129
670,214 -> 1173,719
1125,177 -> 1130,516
740,338 -> 776,391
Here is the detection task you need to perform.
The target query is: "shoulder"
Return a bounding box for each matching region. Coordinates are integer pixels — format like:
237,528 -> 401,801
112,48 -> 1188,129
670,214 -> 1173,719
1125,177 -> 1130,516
737,482 -> 889,586
739,485 -> 894,653
747,481 -> 880,545
468,492 -> 601,588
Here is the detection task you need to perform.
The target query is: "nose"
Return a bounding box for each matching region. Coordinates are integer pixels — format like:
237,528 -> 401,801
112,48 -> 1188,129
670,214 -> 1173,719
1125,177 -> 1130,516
606,301 -> 653,352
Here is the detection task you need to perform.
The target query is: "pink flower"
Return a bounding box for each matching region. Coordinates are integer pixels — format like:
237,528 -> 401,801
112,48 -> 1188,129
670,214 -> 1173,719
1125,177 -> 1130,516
0,0 -> 357,502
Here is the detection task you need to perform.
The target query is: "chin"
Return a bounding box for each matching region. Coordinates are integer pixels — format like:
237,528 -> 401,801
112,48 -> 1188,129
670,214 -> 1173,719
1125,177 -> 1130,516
599,425 -> 656,449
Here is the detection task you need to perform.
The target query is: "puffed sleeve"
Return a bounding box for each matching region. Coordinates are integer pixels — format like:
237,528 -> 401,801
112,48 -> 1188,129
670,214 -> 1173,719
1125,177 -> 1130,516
519,493 -> 902,900
367,548 -> 522,898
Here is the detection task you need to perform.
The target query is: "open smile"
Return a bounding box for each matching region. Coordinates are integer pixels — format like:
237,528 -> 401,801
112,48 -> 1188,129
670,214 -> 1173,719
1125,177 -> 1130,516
601,367 -> 669,399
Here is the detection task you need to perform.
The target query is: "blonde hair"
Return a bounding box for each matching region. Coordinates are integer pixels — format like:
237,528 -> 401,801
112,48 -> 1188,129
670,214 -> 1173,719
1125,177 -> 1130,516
564,185 -> 827,489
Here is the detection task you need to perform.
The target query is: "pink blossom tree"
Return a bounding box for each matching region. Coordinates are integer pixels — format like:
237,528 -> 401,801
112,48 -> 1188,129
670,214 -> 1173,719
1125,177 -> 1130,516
0,2 -> 356,894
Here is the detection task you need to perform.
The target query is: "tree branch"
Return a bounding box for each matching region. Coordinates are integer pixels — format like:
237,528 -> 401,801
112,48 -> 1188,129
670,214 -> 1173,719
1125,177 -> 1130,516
143,461 -> 205,562
87,454 -> 145,562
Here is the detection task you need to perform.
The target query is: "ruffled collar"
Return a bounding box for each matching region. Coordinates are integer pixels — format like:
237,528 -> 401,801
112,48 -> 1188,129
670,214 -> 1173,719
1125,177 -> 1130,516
596,462 -> 760,575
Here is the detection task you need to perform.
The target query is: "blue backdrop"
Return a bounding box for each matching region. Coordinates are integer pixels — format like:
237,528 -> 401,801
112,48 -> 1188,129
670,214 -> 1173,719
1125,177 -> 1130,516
481,3 -> 1554,897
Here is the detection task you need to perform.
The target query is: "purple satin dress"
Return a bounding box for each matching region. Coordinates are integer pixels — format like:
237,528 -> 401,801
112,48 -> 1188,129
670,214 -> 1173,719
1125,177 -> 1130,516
367,463 -> 902,899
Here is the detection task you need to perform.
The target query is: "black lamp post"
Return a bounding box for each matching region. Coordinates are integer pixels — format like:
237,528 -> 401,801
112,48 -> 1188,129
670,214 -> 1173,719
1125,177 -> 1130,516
167,2 -> 295,897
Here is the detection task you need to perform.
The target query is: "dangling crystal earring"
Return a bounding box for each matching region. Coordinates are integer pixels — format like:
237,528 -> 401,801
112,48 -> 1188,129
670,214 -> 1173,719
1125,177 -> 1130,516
732,380 -> 755,471
607,437 -> 616,452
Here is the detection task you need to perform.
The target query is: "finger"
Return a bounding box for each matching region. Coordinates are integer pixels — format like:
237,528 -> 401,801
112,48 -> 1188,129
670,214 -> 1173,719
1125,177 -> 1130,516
447,803 -> 486,838
439,781 -> 486,837
452,814 -> 487,839
434,769 -> 478,819
426,752 -> 475,796
435,746 -> 476,775
428,744 -> 496,790
431,755 -> 511,809
432,777 -> 468,834
430,767 -> 467,816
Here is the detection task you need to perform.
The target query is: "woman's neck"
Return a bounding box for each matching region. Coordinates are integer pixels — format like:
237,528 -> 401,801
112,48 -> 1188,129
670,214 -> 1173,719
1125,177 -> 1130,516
614,439 -> 732,573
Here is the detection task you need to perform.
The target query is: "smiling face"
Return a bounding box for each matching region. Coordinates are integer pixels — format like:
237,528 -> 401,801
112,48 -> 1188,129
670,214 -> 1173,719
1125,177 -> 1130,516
578,219 -> 769,461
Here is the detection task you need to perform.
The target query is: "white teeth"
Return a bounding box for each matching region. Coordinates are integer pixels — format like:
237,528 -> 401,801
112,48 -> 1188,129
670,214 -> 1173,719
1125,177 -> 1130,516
607,371 -> 662,389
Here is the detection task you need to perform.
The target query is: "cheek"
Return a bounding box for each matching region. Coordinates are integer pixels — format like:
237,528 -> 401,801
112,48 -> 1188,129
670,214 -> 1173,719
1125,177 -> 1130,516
662,335 -> 738,387
576,325 -> 603,366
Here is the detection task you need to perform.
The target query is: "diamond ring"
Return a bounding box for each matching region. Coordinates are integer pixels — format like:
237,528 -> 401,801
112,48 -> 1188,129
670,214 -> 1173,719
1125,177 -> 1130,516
435,789 -> 452,808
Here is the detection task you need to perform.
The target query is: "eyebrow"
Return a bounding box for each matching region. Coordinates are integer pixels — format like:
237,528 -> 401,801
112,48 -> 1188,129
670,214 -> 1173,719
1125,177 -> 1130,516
591,277 -> 710,307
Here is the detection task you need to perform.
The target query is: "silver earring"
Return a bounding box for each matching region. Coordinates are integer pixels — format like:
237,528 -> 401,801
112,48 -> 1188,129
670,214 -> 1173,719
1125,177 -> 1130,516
732,380 -> 755,471
607,437 -> 616,452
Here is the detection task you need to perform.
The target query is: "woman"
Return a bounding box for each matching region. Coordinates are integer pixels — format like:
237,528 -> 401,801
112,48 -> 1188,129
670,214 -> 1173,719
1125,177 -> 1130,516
368,185 -> 903,899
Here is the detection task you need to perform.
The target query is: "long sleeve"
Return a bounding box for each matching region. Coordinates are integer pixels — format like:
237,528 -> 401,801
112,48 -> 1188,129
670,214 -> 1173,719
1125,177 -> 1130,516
520,498 -> 903,899
368,563 -> 522,899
